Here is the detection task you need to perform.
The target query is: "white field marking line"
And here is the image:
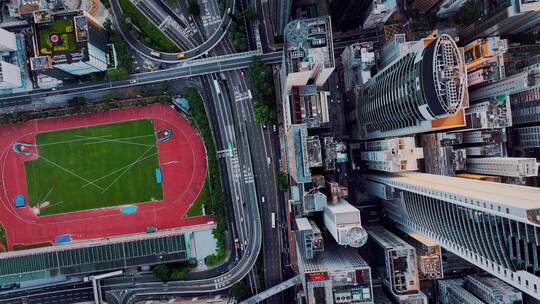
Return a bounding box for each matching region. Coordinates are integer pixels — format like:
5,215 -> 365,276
39,155 -> 105,190
36,135 -> 113,147
75,133 -> 155,140
47,201 -> 64,209
38,187 -> 54,210
37,133 -> 154,148
76,135 -> 154,147
81,151 -> 158,188
100,145 -> 156,194
36,187 -> 53,206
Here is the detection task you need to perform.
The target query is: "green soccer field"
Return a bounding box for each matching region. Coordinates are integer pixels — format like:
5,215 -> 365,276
24,119 -> 163,216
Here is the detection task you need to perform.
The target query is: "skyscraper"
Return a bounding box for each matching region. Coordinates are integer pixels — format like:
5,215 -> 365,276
268,0 -> 292,38
355,34 -> 467,139
516,126 -> 540,148
0,61 -> 22,89
323,199 -> 369,248
459,0 -> 540,43
0,28 -> 17,52
281,17 -> 335,128
30,11 -> 110,79
465,274 -> 524,303
365,172 -> 540,297
438,279 -> 485,304
469,67 -> 540,102
296,239 -> 374,304
330,0 -> 371,31
465,157 -> 539,178
360,137 -> 424,172
366,225 -> 427,303
362,0 -> 398,29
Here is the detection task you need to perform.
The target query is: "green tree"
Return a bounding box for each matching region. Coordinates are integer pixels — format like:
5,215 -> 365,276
231,281 -> 248,300
276,171 -> 288,192
253,102 -> 275,124
106,67 -> 129,80
171,269 -> 189,280
158,90 -> 171,104
243,5 -> 256,21
247,56 -> 277,124
67,96 -> 86,108
153,264 -> 171,282
188,0 -> 201,17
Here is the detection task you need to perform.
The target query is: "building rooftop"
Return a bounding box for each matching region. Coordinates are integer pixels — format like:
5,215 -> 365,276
295,217 -> 312,231
288,85 -> 330,127
32,11 -> 107,67
300,239 -> 369,273
368,172 -> 540,224
306,135 -> 322,167
283,16 -> 334,74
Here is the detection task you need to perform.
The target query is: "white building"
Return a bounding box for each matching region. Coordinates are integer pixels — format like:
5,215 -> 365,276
286,84 -> 330,128
281,17 -> 335,129
512,100 -> 540,125
362,0 -> 397,29
0,61 -> 22,89
438,279 -> 485,304
469,67 -> 540,102
398,225 -> 443,280
516,125 -> 540,148
465,274 -> 523,304
282,17 -> 334,91
380,34 -> 411,68
356,34 -> 467,140
437,0 -> 467,18
323,199 -> 368,248
460,0 -> 540,41
462,97 -> 512,130
365,172 -> 540,298
295,217 -> 324,259
366,226 -> 427,304
466,157 -> 539,178
31,12 -> 109,78
361,137 -> 424,172
0,28 -> 17,51
297,240 -> 374,304
340,42 -> 375,92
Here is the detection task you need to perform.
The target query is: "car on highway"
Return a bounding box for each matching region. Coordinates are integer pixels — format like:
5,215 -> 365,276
0,283 -> 20,291
130,79 -> 137,84
261,196 -> 265,203
177,53 -> 185,59
272,124 -> 277,132
150,51 -> 161,58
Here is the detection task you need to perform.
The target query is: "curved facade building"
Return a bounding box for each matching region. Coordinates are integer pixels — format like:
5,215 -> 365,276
357,34 -> 467,139
365,172 -> 540,298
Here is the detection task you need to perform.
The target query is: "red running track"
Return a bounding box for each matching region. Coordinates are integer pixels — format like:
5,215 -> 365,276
0,104 -> 212,250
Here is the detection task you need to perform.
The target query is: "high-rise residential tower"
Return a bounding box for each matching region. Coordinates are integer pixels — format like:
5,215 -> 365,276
355,34 -> 467,139
365,172 -> 540,298
366,225 -> 428,303
268,0 -> 292,38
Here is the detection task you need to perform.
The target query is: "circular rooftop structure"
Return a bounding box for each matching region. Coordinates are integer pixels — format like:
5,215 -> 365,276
422,34 -> 467,118
346,226 -> 369,248
284,19 -> 309,45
